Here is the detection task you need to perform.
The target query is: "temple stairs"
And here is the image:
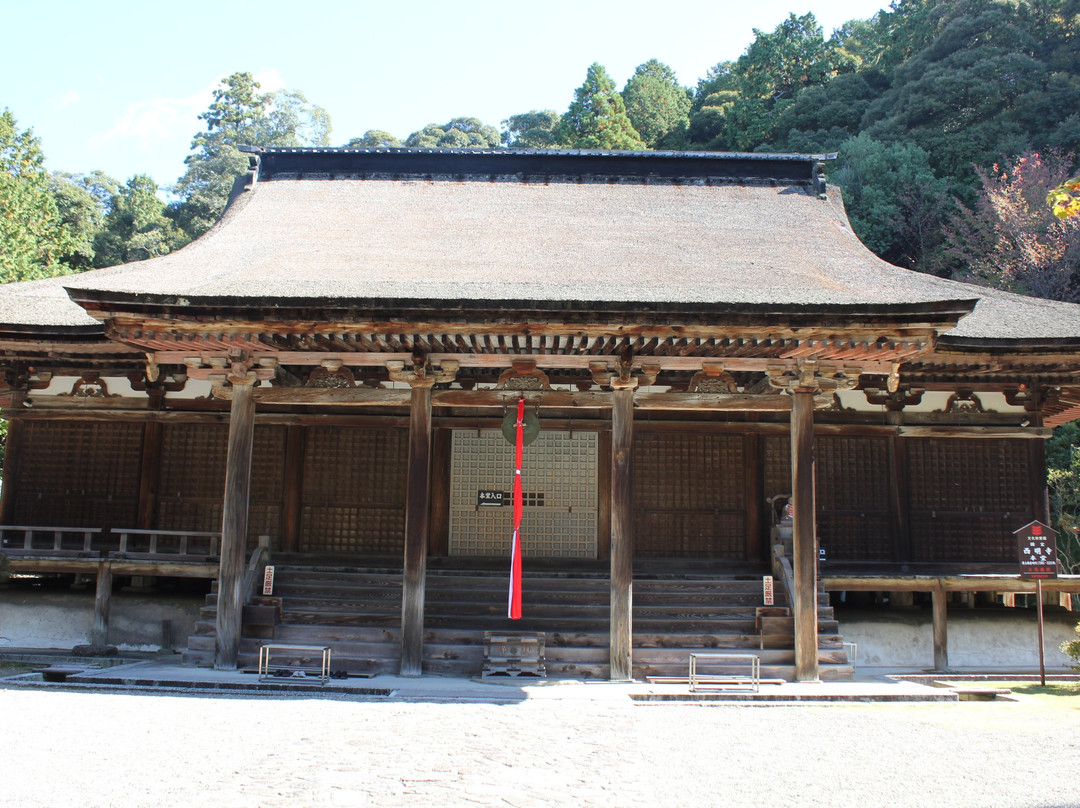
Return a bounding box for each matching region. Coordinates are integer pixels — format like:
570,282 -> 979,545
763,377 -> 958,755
184,561 -> 854,681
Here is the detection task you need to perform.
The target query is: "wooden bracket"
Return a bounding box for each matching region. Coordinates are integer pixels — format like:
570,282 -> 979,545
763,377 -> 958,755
386,358 -> 459,387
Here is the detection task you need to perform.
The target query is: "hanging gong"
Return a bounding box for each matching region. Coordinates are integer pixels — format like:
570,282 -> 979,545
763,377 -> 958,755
501,407 -> 541,446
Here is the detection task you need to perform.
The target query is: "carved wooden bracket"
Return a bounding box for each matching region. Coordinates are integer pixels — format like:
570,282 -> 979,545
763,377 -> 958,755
306,359 -> 357,389
767,361 -> 861,394
386,359 -> 459,388
495,359 -> 552,391
688,363 -> 738,394
943,390 -> 987,414
864,385 -> 924,411
62,373 -> 115,399
588,359 -> 660,391
207,355 -> 278,399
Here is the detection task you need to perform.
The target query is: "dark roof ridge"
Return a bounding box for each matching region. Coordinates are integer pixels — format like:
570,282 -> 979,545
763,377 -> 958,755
242,146 -> 832,185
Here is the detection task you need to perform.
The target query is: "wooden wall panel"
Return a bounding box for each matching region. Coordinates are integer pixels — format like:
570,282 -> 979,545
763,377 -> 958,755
299,426 -> 408,554
13,421 -> 142,528
906,438 -> 1033,562
632,433 -> 746,558
816,436 -> 892,561
157,423 -> 228,533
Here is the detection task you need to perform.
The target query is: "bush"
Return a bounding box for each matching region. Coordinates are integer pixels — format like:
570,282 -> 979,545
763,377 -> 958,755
1062,622 -> 1080,674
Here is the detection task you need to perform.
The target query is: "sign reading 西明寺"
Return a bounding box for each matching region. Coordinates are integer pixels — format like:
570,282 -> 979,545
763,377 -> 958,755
1014,521 -> 1058,580
478,490 -> 505,507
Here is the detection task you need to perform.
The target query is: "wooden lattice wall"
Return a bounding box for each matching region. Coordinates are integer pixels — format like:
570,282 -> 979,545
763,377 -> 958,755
632,432 -> 747,558
155,423 -> 286,548
906,438 -> 1033,562
12,421 -> 142,528
299,426 -> 408,554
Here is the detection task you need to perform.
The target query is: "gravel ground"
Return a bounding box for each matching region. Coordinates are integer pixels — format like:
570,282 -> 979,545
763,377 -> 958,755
1,687 -> 1078,808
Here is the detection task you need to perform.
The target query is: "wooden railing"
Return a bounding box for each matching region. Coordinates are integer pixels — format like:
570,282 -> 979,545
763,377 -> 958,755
772,542 -> 797,604
0,525 -> 222,562
0,526 -> 104,556
113,528 -> 221,560
242,535 -> 272,604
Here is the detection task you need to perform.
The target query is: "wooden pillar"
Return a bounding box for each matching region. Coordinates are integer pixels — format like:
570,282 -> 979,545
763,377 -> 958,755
597,430 -> 612,561
137,421 -> 162,529
932,585 -> 949,671
215,376 -> 256,671
610,388 -> 634,681
429,428 -> 451,557
0,418 -> 24,524
400,380 -> 434,677
91,561 -> 113,646
282,425 -> 305,553
791,388 -> 819,682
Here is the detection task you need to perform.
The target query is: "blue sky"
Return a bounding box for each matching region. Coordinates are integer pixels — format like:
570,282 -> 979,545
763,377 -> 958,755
3,0 -> 890,189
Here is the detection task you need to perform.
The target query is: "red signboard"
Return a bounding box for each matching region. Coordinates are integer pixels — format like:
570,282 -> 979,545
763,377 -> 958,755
1014,521 -> 1058,579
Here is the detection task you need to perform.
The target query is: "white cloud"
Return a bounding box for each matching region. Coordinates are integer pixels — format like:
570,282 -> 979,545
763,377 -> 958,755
50,90 -> 81,110
91,78 -> 218,152
91,70 -> 287,153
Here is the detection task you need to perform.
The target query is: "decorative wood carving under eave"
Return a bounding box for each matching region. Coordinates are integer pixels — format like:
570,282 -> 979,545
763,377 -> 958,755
105,318 -> 939,367
495,359 -> 552,391
305,359 -> 357,389
864,386 -> 925,411
766,361 -> 861,394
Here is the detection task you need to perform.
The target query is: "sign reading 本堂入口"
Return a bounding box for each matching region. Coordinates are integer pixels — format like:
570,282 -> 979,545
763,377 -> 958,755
477,490 -> 505,507
1014,521 -> 1058,580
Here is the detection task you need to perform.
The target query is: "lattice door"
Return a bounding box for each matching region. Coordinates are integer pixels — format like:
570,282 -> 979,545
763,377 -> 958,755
449,429 -> 598,558
633,432 -> 747,558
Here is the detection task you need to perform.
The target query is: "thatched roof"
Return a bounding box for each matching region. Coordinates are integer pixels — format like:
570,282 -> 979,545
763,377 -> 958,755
2,148 -> 1079,346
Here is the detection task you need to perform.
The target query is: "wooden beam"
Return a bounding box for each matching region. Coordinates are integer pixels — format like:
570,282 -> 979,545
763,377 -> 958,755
610,388 -> 634,681
91,561 -> 113,646
3,557 -> 219,577
821,574 -> 1080,594
152,349 -> 899,376
400,380 -> 433,676
214,377 -> 256,671
932,586 -> 949,672
898,426 -> 1051,439
791,388 -> 819,682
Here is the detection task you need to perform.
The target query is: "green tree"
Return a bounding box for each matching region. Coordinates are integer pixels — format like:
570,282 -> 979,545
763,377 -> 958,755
49,172 -> 113,271
172,72 -> 332,240
831,133 -> 948,271
94,175 -> 183,267
501,111 -> 563,148
622,60 -> 692,149
0,109 -> 77,282
404,117 -> 501,148
557,63 -> 645,150
345,130 -> 402,148
689,13 -> 853,151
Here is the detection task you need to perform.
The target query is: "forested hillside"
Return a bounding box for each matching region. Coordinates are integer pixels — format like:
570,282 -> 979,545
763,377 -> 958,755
4,0 -> 1079,295
3,0 -> 1080,543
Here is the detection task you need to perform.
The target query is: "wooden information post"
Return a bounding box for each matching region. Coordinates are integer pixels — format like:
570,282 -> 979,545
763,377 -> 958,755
1015,520 -> 1058,686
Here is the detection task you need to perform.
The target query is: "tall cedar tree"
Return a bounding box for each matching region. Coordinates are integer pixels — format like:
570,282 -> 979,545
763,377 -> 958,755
0,110 -> 77,282
558,63 -> 645,150
622,60 -> 691,149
